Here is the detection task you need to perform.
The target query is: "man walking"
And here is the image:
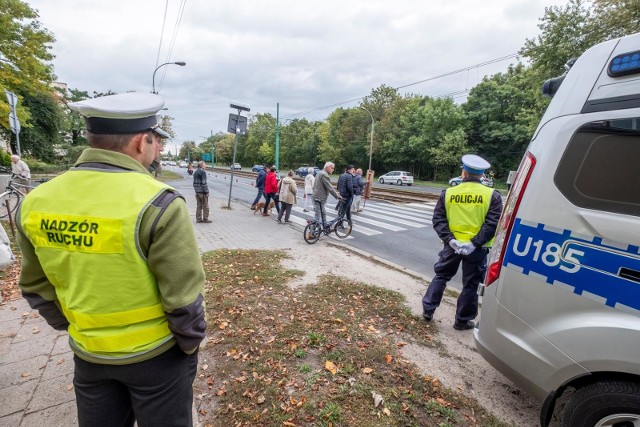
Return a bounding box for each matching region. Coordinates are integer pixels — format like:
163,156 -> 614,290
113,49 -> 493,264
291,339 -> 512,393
250,164 -> 267,210
11,154 -> 31,193
312,161 -> 341,227
16,92 -> 206,426
194,160 -> 211,223
422,154 -> 503,330
337,165 -> 356,222
351,168 -> 365,213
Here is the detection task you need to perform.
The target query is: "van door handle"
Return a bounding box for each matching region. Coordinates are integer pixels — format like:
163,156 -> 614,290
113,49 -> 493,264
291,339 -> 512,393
619,267 -> 640,283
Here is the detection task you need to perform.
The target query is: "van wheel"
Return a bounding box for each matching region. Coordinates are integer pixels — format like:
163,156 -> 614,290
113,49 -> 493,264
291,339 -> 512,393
562,380 -> 640,427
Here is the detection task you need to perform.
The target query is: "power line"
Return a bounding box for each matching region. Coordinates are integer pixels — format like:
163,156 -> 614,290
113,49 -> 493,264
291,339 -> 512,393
158,0 -> 187,92
154,0 -> 170,70
282,53 -> 519,120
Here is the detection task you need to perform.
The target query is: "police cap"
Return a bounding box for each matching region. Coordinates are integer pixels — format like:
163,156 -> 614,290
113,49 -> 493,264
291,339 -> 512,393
461,154 -> 490,175
68,92 -> 170,139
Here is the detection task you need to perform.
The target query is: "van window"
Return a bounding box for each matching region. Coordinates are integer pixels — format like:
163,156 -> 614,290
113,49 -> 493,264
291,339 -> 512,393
554,119 -> 640,217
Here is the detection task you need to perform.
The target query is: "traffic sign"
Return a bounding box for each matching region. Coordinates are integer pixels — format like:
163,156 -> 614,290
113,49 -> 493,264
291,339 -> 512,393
5,90 -> 18,111
8,112 -> 20,134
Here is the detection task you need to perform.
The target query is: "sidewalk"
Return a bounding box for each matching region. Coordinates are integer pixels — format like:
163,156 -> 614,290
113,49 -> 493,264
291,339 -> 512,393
0,181 -> 385,426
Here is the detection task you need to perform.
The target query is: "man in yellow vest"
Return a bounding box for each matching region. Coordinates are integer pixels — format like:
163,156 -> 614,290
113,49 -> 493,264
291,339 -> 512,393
422,154 -> 503,330
17,92 -> 206,426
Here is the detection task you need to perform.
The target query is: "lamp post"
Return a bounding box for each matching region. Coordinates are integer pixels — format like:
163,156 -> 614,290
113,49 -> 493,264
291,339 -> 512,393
360,106 -> 374,172
152,61 -> 186,94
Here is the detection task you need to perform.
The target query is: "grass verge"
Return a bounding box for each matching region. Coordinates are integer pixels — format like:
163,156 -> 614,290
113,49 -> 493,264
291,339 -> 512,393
196,249 -> 507,427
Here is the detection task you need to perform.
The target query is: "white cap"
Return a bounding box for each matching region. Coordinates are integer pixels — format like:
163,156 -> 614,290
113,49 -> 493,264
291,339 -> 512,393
68,92 -> 170,138
461,154 -> 490,174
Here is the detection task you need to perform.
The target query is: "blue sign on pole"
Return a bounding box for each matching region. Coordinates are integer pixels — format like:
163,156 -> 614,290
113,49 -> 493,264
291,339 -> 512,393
203,153 -> 212,161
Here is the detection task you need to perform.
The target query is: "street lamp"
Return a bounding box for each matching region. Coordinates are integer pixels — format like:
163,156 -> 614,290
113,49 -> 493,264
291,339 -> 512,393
360,106 -> 375,172
152,61 -> 186,94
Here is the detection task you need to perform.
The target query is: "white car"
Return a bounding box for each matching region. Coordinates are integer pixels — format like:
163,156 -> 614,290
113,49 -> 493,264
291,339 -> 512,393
179,162 -> 188,168
231,163 -> 242,170
378,171 -> 413,186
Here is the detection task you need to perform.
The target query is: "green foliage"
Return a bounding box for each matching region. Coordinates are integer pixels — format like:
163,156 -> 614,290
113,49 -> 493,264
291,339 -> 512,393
14,89 -> 65,161
62,144 -> 89,164
0,0 -> 56,134
0,149 -> 11,166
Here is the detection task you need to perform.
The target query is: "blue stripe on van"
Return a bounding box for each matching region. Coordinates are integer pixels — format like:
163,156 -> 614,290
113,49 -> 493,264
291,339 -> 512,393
504,218 -> 640,312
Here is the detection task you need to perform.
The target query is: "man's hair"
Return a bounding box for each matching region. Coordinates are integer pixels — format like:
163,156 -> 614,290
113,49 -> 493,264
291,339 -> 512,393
10,155 -> 19,161
270,166 -> 276,172
287,170 -> 294,177
87,132 -> 145,152
198,161 -> 205,168
323,161 -> 335,171
307,167 -> 314,174
356,168 -> 363,174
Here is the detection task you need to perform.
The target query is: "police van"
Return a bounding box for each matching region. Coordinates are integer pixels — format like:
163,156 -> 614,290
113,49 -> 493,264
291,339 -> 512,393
473,32 -> 640,426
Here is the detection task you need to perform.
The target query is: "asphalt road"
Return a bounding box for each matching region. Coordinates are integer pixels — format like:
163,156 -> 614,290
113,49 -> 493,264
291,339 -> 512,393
168,166 -> 464,291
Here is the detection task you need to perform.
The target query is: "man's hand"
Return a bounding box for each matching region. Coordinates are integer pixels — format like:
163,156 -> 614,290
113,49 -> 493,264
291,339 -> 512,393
449,239 -> 463,253
460,242 -> 477,256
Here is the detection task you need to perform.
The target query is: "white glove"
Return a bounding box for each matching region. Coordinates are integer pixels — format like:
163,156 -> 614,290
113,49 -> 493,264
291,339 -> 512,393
448,239 -> 463,253
460,242 -> 477,256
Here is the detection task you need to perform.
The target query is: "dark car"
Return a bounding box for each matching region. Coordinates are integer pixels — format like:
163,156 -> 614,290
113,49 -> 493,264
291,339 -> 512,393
296,166 -> 319,177
252,164 -> 265,172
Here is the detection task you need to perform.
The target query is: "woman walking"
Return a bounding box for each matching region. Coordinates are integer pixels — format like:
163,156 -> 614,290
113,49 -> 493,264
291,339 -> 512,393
303,167 -> 315,212
277,170 -> 297,223
262,166 -> 280,216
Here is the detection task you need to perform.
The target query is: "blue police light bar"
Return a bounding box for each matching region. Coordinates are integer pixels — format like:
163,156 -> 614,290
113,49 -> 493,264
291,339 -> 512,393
608,50 -> 640,77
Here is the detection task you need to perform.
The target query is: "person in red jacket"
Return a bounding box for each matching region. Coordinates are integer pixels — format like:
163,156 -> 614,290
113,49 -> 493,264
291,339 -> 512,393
262,166 -> 280,216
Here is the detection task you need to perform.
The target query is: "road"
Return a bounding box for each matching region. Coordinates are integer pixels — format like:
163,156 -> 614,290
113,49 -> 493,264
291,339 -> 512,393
168,166 -> 464,289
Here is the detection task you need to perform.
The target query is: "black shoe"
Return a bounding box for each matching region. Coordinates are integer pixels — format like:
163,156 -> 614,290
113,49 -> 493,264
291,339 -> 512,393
202,219 -> 212,223
277,219 -> 282,223
453,320 -> 475,330
422,312 -> 433,322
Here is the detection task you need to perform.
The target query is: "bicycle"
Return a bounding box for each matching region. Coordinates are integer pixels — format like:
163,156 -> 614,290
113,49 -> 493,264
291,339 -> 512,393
303,207 -> 352,244
0,174 -> 47,219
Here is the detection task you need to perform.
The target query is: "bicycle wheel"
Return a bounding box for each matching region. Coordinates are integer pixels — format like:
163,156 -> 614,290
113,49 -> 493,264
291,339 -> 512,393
334,218 -> 352,238
0,191 -> 21,218
303,223 -> 321,244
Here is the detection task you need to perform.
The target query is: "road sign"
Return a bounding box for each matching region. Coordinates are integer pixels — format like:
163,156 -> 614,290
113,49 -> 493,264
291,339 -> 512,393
203,153 -> 212,161
227,113 -> 247,134
5,90 -> 18,111
8,112 -> 20,134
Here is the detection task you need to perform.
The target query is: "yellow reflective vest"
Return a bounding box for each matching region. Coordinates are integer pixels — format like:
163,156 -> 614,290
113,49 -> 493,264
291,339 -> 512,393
445,181 -> 495,247
20,168 -> 174,359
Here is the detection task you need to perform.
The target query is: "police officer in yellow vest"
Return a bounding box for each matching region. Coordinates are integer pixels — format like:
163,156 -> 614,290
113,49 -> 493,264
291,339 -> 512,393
17,92 -> 206,426
422,154 -> 503,330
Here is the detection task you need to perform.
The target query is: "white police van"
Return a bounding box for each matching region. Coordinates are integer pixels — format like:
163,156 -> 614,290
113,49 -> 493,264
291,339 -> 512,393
474,32 -> 640,427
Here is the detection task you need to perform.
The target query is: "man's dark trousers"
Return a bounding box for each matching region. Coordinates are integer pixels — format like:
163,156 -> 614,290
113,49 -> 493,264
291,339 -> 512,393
73,345 -> 198,427
422,245 -> 488,322
251,188 -> 265,207
340,196 -> 354,222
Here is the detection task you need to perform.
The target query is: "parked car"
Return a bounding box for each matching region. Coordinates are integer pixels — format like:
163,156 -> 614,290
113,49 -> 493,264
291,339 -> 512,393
231,163 -> 242,170
251,164 -> 264,172
295,166 -> 319,177
168,161 -> 177,166
378,171 -> 413,186
448,175 -> 493,187
179,162 -> 188,168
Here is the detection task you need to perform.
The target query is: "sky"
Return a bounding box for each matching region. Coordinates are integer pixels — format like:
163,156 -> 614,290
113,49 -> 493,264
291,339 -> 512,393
27,0 -> 564,154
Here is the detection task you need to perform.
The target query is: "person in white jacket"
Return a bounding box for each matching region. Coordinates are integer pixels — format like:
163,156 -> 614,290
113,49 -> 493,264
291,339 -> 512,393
303,167 -> 315,212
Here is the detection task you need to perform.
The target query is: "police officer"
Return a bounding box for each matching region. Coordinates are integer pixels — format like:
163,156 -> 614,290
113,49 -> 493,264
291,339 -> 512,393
17,92 -> 206,426
422,154 -> 503,330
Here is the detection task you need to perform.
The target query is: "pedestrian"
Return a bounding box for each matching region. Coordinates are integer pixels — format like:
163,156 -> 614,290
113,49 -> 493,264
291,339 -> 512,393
337,165 -> 356,222
262,165 -> 280,216
277,170 -> 297,223
303,167 -> 315,212
422,154 -> 503,330
16,92 -> 206,426
10,154 -> 31,193
194,160 -> 211,223
250,164 -> 267,210
351,168 -> 366,213
312,161 -> 341,228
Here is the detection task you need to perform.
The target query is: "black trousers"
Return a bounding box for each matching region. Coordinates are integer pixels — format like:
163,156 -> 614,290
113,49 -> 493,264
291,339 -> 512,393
73,345 -> 198,427
263,192 -> 280,214
422,245 -> 488,323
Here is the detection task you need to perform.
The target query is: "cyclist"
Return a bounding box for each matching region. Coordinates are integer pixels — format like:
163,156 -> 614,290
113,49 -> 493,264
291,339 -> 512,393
10,155 -> 31,194
312,161 -> 341,229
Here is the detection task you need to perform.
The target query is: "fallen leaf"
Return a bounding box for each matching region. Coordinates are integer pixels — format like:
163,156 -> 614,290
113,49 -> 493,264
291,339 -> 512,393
362,367 -> 373,374
56,359 -> 65,365
372,391 -> 384,407
202,364 -> 209,370
383,408 -> 391,416
385,355 -> 392,364
219,322 -> 228,330
325,360 -> 337,375
257,395 -> 266,404
67,384 -> 74,391
21,372 -> 31,378
396,342 -> 408,347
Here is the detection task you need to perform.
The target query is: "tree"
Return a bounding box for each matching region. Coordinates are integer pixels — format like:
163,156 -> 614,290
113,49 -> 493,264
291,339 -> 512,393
0,0 -> 57,152
64,88 -> 90,144
15,89 -> 64,161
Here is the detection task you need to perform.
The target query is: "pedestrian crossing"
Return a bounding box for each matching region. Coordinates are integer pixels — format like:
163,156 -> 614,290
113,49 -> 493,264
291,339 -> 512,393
271,198 -> 437,240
